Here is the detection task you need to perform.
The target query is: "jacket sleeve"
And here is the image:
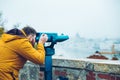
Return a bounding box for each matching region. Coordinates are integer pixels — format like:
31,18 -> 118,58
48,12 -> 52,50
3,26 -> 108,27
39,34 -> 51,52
17,39 -> 45,64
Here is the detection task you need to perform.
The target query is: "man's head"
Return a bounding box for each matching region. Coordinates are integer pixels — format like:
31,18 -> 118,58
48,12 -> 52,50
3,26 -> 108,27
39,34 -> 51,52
22,26 -> 37,46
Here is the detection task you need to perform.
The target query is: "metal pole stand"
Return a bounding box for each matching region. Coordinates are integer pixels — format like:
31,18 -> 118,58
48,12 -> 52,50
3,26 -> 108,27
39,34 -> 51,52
43,47 -> 55,80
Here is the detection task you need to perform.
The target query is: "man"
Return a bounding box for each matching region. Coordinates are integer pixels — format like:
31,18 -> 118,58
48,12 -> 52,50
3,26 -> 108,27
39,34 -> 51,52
0,26 -> 48,80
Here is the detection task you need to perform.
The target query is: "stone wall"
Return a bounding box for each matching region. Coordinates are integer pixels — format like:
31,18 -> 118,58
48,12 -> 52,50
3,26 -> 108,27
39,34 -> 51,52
52,58 -> 120,80
19,58 -> 120,80
19,61 -> 40,80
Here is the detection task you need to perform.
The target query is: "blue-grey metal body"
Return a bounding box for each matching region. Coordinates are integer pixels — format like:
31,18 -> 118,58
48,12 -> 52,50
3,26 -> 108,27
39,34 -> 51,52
36,32 -> 69,80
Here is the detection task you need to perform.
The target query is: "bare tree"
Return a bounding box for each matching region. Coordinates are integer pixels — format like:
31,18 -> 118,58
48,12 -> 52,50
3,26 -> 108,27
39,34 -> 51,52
0,12 -> 7,27
13,23 -> 21,28
0,27 -> 4,37
0,12 -> 6,37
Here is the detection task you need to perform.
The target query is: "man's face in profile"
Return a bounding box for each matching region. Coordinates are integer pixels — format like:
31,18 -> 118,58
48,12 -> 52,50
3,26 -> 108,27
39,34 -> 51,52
28,34 -> 36,46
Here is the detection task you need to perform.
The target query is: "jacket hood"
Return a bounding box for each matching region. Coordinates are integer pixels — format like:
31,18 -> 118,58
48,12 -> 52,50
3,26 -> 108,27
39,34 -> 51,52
1,34 -> 23,42
1,28 -> 26,42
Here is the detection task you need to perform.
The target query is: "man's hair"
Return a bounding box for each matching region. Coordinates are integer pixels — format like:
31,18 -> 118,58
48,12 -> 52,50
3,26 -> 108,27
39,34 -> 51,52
22,26 -> 37,36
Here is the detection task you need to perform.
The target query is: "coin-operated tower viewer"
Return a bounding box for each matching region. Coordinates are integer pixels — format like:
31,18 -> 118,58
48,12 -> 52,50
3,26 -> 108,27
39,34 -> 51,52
36,32 -> 69,80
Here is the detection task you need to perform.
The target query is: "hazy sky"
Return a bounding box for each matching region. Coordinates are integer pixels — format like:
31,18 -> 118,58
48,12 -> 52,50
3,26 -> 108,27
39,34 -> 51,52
0,0 -> 120,38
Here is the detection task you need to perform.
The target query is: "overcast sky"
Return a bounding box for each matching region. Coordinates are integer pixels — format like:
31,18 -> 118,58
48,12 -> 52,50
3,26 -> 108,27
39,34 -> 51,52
0,0 -> 120,39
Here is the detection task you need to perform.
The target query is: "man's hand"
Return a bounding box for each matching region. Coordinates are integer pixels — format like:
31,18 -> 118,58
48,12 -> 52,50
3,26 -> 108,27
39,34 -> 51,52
39,34 -> 48,44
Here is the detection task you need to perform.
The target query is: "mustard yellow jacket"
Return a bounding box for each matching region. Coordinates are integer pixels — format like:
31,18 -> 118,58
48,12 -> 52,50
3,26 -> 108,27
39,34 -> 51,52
0,33 -> 45,80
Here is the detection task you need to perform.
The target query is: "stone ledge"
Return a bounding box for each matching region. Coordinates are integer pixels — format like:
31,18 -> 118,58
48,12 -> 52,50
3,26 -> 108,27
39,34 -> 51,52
53,57 -> 120,74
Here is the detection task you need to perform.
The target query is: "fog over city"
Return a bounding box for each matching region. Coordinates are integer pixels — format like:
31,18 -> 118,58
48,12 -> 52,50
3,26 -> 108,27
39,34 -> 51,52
0,0 -> 120,39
